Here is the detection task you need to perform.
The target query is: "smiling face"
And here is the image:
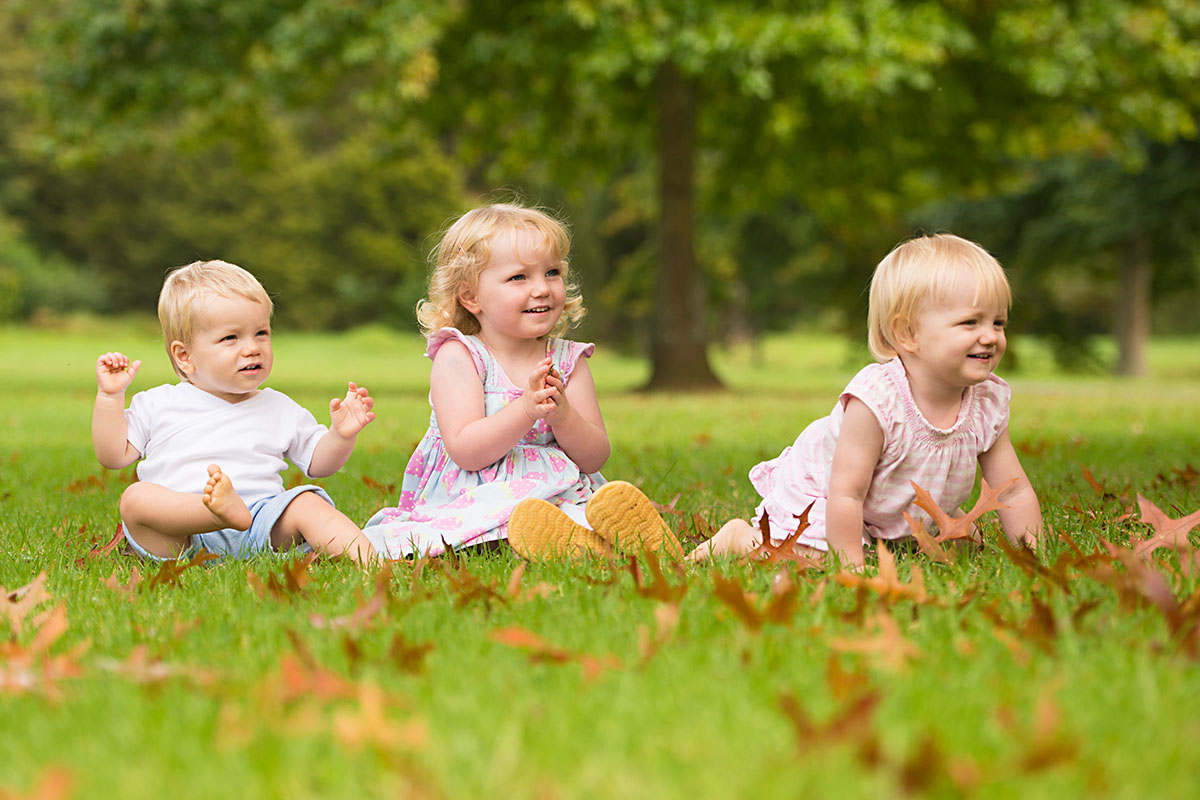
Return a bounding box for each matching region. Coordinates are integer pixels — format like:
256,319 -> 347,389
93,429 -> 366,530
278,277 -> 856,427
898,272 -> 1007,395
458,228 -> 566,347
170,294 -> 273,403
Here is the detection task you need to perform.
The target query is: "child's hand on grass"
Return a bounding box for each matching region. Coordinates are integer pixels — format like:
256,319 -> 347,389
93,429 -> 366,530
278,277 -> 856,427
96,352 -> 141,396
330,381 -> 376,438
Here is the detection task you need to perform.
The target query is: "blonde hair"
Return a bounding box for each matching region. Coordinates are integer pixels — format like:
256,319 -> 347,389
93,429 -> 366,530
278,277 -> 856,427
867,234 -> 1011,362
416,203 -> 585,337
157,260 -> 272,379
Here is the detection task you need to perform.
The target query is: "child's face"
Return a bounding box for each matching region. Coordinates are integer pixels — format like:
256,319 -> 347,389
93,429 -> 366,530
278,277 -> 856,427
171,294 -> 273,403
459,229 -> 565,344
903,274 -> 1007,391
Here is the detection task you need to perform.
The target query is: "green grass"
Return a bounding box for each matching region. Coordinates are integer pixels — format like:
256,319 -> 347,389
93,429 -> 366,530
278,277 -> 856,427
3,319 -> 1200,799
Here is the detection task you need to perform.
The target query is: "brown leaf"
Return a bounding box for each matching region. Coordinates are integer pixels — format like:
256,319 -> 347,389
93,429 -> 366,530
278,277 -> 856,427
247,553 -> 316,601
3,572 -> 53,635
748,506 -> 823,568
1132,494 -> 1200,560
0,766 -> 74,800
309,566 -> 393,630
361,475 -> 397,503
711,569 -> 799,632
277,652 -> 357,704
102,567 -> 142,603
65,474 -> 106,493
903,513 -> 953,563
829,610 -> 921,671
490,626 -> 621,681
778,687 -> 880,746
910,476 -> 1014,544
626,550 -> 687,605
97,644 -> 218,687
992,527 -> 1074,593
74,523 -> 128,567
144,550 -> 220,592
833,544 -> 933,606
637,602 -> 680,668
387,633 -> 434,675
333,682 -> 426,753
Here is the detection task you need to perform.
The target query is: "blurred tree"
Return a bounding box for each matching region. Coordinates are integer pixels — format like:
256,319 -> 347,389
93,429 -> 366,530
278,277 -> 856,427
919,139 -> 1200,375
20,0 -> 1200,385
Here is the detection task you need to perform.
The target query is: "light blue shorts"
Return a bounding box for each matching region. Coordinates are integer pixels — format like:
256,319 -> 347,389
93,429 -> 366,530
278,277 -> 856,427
122,485 -> 334,562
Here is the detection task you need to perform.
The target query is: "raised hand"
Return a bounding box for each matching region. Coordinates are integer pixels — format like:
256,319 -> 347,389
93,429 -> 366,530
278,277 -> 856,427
96,352 -> 141,396
329,381 -> 376,438
521,357 -> 558,422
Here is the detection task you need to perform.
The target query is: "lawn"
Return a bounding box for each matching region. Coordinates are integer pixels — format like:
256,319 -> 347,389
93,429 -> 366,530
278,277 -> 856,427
3,318 -> 1200,799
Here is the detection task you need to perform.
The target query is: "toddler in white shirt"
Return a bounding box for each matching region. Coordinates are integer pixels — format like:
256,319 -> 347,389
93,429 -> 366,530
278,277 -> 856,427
92,260 -> 377,565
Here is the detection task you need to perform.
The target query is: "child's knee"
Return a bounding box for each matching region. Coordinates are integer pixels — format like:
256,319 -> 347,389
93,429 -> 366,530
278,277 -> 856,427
118,481 -> 150,520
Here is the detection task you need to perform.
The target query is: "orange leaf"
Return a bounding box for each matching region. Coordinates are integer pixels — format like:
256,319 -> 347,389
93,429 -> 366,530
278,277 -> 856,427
1133,494 -> 1200,560
0,766 -> 74,800
829,610 -> 921,671
909,476 -> 1014,544
3,572 -> 53,635
490,626 -> 621,680
627,550 -> 687,605
833,544 -> 933,606
747,505 -> 824,568
711,569 -> 799,632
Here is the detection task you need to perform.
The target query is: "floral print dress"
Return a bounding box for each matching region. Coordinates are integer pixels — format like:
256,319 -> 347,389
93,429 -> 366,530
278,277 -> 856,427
361,328 -> 605,557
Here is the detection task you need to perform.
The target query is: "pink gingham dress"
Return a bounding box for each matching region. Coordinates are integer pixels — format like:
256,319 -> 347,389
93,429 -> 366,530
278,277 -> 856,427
361,328 -> 605,557
750,357 -> 1010,550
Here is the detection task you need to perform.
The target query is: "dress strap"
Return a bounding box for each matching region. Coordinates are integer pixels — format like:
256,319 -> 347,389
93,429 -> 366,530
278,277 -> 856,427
547,338 -> 596,382
425,327 -> 489,379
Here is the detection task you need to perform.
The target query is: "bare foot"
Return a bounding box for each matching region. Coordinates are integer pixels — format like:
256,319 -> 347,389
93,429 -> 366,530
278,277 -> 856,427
202,464 -> 252,531
686,519 -> 762,562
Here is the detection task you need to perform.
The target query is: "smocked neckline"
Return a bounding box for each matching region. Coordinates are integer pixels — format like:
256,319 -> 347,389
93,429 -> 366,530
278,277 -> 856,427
884,358 -> 974,439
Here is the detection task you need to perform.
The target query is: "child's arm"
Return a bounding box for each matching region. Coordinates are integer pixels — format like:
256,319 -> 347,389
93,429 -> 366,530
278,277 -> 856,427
825,398 -> 885,570
979,428 -> 1043,549
431,342 -> 557,471
92,352 -> 143,469
543,360 -> 610,473
308,382 -> 376,478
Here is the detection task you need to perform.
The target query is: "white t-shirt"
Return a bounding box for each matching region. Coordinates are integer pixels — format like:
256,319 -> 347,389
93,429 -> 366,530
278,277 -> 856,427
124,383 -> 328,504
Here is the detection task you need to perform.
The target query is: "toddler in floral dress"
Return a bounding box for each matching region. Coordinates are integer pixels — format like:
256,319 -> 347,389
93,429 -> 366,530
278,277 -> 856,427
363,203 -> 679,559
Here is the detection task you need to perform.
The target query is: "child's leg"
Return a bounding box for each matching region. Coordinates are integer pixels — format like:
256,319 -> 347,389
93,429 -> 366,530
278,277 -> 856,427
685,519 -> 761,562
271,492 -> 378,566
121,465 -> 251,559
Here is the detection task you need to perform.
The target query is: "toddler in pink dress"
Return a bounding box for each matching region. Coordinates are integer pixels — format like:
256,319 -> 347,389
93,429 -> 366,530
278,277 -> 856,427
690,233 -> 1043,568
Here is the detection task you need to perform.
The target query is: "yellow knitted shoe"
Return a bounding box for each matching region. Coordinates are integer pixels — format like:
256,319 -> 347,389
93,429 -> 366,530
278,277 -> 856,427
585,481 -> 684,560
508,498 -> 613,560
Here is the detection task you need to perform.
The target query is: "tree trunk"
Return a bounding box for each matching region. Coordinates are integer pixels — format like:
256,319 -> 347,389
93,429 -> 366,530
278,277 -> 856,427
1115,233 -> 1150,377
644,60 -> 722,391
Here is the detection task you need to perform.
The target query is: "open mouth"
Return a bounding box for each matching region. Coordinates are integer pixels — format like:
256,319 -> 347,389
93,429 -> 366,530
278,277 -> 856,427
524,306 -> 551,314
967,353 -> 992,361
239,364 -> 262,373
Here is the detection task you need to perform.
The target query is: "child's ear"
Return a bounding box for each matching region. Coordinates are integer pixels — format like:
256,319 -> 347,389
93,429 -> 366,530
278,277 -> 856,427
891,315 -> 919,354
169,340 -> 195,375
458,285 -> 481,316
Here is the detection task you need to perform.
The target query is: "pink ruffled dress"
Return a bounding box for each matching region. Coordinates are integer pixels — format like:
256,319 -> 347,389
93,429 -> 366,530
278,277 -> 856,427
362,328 -> 605,557
750,357 -> 1010,550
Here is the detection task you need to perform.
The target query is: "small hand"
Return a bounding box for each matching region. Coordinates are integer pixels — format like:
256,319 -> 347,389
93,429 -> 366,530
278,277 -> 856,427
521,358 -> 557,422
329,381 -> 376,438
96,352 -> 141,396
543,366 -> 571,425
